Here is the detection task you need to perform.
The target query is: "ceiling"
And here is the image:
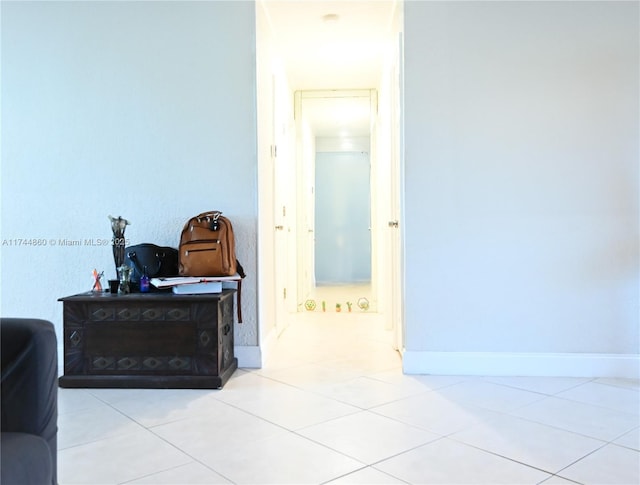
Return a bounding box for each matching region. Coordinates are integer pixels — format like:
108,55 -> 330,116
303,93 -> 372,138
260,0 -> 399,90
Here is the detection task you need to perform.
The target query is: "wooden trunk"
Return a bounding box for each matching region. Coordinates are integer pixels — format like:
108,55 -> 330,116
58,290 -> 237,389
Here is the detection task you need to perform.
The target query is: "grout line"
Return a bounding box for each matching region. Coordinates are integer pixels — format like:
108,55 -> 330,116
550,439 -> 613,483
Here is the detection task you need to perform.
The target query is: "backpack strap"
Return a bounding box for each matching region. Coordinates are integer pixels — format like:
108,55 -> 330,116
235,259 -> 246,323
236,279 -> 243,323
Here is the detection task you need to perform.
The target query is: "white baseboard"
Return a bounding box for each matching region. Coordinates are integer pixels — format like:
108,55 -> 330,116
235,325 -> 282,369
234,345 -> 262,368
402,351 -> 640,379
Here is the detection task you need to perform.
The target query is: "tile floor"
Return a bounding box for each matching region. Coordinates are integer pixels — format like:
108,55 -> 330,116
58,315 -> 639,484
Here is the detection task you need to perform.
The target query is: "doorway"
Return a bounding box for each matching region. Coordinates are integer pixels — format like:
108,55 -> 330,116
294,90 -> 379,315
256,0 -> 404,363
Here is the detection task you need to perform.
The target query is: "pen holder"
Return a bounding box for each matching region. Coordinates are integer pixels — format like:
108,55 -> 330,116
108,279 -> 119,293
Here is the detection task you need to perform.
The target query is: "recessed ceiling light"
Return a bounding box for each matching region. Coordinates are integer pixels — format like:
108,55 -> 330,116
322,13 -> 340,23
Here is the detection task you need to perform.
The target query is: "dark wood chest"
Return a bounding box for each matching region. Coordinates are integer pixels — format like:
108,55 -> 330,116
58,290 -> 237,389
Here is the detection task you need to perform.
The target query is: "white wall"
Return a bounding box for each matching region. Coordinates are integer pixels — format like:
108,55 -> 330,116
1,2 -> 259,359
403,1 -> 639,376
8,1 -> 636,377
315,151 -> 371,284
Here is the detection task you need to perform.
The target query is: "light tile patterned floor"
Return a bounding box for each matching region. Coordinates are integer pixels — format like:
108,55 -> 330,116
58,316 -> 639,484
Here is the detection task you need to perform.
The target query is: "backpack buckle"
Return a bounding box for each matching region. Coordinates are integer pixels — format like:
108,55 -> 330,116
210,212 -> 221,231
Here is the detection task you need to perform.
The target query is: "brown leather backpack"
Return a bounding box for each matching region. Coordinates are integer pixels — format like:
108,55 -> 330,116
178,211 -> 237,277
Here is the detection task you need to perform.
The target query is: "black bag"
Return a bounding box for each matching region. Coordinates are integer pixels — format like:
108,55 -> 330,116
125,244 -> 179,284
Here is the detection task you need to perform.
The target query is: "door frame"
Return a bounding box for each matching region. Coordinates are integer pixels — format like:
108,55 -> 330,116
293,89 -> 377,307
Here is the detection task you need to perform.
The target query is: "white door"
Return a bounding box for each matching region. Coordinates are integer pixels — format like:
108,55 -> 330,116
294,91 -> 317,306
272,75 -> 295,335
390,32 -> 404,350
